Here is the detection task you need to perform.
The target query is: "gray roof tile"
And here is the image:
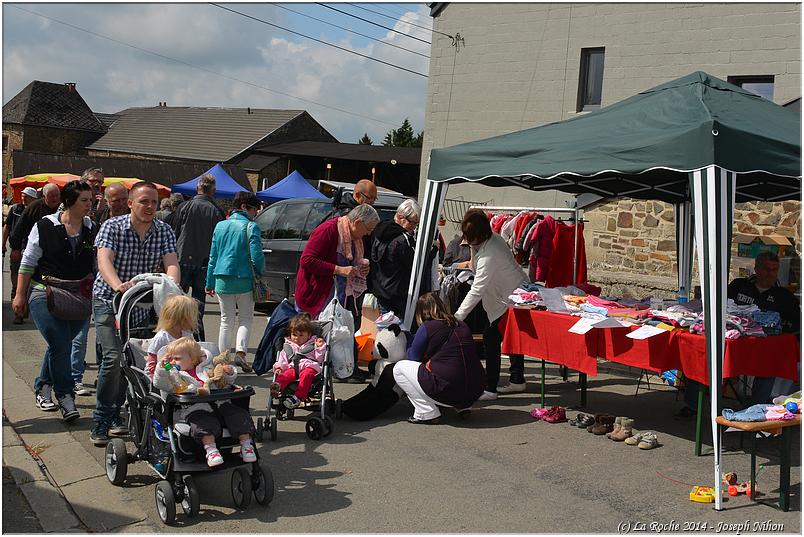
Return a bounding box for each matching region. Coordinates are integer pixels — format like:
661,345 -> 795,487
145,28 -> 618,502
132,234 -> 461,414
3,80 -> 106,132
87,106 -> 306,162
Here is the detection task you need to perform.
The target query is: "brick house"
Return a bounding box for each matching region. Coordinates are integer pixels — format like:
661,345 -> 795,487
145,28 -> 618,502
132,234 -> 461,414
2,81 -> 107,182
423,3 -> 801,295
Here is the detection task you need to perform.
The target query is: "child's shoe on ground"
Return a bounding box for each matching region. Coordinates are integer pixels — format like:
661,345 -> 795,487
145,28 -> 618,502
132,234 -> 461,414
543,406 -> 567,423
240,443 -> 257,463
529,406 -> 551,420
205,448 -> 224,467
283,395 -> 301,409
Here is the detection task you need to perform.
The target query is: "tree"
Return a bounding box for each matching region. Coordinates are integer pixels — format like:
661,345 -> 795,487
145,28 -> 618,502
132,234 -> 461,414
382,118 -> 423,147
358,133 -> 373,145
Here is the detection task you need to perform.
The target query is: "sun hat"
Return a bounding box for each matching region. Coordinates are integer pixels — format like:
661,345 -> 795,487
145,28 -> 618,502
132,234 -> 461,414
21,187 -> 39,199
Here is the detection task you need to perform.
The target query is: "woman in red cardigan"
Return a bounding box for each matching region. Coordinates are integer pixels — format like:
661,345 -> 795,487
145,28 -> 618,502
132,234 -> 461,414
294,204 -> 380,319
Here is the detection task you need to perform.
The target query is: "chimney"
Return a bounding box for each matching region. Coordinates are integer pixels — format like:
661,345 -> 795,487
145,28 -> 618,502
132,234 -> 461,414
247,107 -> 251,114
64,82 -> 76,93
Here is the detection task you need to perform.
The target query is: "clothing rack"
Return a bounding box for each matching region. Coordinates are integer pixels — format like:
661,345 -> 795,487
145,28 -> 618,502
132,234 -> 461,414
470,205 -> 583,283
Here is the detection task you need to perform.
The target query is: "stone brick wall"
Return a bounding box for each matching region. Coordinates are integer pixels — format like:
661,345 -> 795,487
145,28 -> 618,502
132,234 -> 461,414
584,199 -> 801,297
2,125 -> 24,182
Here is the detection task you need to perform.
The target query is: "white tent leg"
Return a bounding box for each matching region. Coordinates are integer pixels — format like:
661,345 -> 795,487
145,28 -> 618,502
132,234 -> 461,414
690,165 -> 735,511
404,180 -> 448,329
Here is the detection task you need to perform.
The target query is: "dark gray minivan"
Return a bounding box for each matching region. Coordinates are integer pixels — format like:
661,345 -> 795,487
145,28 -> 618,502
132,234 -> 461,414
254,189 -> 405,305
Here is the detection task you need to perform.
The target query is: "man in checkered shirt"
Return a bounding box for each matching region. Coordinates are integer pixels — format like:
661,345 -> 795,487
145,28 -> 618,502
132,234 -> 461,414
90,182 -> 180,447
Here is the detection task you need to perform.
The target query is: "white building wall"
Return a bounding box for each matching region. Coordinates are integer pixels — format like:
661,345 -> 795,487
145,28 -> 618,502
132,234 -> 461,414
422,2 -> 801,215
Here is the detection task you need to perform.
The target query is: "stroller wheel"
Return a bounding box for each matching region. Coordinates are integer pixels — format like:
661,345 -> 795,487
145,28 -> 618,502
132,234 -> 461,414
180,475 -> 200,517
323,416 -> 334,437
253,464 -> 275,505
155,480 -> 176,525
105,438 -> 128,486
255,418 -> 264,442
305,417 -> 325,440
231,467 -> 252,508
269,417 -> 278,442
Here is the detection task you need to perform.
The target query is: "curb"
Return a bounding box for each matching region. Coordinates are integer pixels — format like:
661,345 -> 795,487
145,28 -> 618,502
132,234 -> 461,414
2,361 -> 159,533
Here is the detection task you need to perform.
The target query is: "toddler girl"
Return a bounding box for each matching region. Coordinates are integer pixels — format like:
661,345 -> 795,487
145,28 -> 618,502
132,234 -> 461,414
272,313 -> 327,409
152,337 -> 256,467
146,294 -> 198,376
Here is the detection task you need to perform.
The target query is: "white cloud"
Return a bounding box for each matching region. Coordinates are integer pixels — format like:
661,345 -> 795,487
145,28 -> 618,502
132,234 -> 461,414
3,3 -> 430,143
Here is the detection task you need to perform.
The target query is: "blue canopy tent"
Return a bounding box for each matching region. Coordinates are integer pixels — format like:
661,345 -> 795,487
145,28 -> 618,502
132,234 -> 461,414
255,170 -> 327,203
171,163 -> 250,199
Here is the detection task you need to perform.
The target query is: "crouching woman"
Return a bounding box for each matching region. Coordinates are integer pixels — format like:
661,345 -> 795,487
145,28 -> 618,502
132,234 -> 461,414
393,292 -> 486,424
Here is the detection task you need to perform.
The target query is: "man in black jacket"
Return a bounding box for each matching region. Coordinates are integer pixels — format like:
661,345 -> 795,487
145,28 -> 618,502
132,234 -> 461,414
172,174 -> 224,340
333,179 -> 378,216
369,198 -> 420,318
3,187 -> 38,322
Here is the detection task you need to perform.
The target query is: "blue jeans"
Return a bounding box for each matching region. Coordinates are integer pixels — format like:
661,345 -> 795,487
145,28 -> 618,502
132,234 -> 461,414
34,318 -> 90,390
28,290 -> 86,398
180,263 -> 207,340
93,300 -> 127,425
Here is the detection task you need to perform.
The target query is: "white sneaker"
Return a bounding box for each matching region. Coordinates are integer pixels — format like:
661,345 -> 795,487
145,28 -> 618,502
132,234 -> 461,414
477,390 -> 498,401
497,382 -> 526,394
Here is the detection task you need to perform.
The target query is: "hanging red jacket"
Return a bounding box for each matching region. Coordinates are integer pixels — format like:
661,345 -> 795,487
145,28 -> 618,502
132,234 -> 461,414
545,222 -> 588,287
528,215 -> 558,282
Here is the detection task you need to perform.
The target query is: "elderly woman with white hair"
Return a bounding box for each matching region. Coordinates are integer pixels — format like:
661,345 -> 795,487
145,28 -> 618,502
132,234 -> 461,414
295,203 -> 380,319
368,198 -> 421,318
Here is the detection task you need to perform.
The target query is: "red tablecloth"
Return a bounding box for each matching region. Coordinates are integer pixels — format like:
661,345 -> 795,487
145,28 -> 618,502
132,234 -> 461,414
500,307 -> 800,385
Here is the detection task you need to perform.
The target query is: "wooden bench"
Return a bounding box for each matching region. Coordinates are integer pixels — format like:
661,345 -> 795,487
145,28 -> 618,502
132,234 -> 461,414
715,415 -> 801,512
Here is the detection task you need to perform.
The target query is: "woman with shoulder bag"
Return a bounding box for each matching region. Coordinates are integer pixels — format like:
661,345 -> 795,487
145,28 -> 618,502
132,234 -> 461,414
13,180 -> 97,423
205,192 -> 265,372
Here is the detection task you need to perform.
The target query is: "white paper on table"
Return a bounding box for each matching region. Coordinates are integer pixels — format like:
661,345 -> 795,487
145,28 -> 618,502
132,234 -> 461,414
568,318 -> 596,334
540,288 -> 571,314
626,325 -> 667,340
591,317 -> 628,329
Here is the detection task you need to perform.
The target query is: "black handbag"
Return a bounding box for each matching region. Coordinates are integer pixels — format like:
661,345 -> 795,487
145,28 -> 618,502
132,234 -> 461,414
42,274 -> 94,321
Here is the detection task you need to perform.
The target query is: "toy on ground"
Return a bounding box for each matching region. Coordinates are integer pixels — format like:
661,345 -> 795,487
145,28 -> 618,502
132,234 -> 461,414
689,486 -> 716,503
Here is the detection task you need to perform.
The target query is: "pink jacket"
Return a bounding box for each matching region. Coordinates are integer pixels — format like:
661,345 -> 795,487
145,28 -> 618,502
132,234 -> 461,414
528,215 -> 558,282
275,335 -> 326,375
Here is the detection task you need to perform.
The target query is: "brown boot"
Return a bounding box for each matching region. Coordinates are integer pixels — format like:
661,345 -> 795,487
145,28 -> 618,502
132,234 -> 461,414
606,417 -> 623,439
610,418 -> 634,441
586,413 -> 603,433
592,415 -> 616,435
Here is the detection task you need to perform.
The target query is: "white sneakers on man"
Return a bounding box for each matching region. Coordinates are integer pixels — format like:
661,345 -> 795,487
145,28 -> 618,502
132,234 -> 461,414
497,382 -> 526,394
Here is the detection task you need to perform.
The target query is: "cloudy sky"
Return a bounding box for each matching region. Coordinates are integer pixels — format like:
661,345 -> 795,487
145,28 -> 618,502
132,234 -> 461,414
3,3 -> 431,143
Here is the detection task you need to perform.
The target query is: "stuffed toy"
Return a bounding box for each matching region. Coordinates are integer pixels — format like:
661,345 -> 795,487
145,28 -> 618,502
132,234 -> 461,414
369,323 -> 408,389
343,323 -> 409,421
199,351 -> 239,395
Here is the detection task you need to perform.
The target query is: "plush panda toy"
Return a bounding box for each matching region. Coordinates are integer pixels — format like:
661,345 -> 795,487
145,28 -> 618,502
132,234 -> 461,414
368,324 -> 408,390
342,323 -> 409,421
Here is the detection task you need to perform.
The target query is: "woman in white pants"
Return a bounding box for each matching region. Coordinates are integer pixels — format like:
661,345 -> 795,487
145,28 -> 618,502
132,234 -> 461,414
205,192 -> 265,371
393,292 -> 486,424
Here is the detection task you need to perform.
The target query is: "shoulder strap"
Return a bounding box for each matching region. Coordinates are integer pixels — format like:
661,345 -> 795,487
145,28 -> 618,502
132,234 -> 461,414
245,222 -> 258,280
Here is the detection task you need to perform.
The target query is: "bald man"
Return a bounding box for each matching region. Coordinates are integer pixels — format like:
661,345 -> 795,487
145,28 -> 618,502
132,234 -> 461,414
97,182 -> 130,223
335,179 -> 378,216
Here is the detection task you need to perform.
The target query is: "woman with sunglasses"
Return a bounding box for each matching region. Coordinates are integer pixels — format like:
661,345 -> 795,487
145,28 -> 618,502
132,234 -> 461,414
205,192 -> 265,372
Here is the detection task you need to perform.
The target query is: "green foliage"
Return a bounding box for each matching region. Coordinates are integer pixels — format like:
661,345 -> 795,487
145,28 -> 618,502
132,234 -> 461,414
358,133 -> 373,145
382,118 -> 423,147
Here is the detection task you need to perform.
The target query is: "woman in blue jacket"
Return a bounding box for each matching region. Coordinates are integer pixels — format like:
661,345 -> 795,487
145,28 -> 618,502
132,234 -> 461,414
205,192 -> 265,372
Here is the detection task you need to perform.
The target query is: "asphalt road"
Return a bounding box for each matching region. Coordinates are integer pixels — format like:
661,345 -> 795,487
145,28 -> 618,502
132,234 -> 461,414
2,257 -> 801,533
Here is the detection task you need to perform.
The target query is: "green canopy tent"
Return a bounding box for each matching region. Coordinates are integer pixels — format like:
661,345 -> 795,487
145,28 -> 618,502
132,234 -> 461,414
406,72 -> 801,510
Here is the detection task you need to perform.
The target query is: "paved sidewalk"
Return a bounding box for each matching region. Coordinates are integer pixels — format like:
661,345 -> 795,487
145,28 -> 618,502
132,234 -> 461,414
3,361 -> 161,533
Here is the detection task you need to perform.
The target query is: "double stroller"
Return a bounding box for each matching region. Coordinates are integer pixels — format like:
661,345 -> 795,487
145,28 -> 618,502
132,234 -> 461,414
253,298 -> 345,442
103,274 -> 274,525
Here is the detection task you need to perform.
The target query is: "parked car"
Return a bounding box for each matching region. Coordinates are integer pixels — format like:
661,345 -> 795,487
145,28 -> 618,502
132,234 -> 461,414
254,191 -> 404,308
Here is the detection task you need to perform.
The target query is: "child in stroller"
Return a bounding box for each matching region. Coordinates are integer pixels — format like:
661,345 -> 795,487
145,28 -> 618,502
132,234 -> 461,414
104,274 -> 274,525
146,294 -> 197,376
271,313 -> 327,410
153,337 -> 257,467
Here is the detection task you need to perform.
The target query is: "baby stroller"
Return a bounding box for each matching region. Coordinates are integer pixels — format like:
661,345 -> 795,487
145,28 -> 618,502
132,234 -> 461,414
253,298 -> 344,442
103,274 -> 275,525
